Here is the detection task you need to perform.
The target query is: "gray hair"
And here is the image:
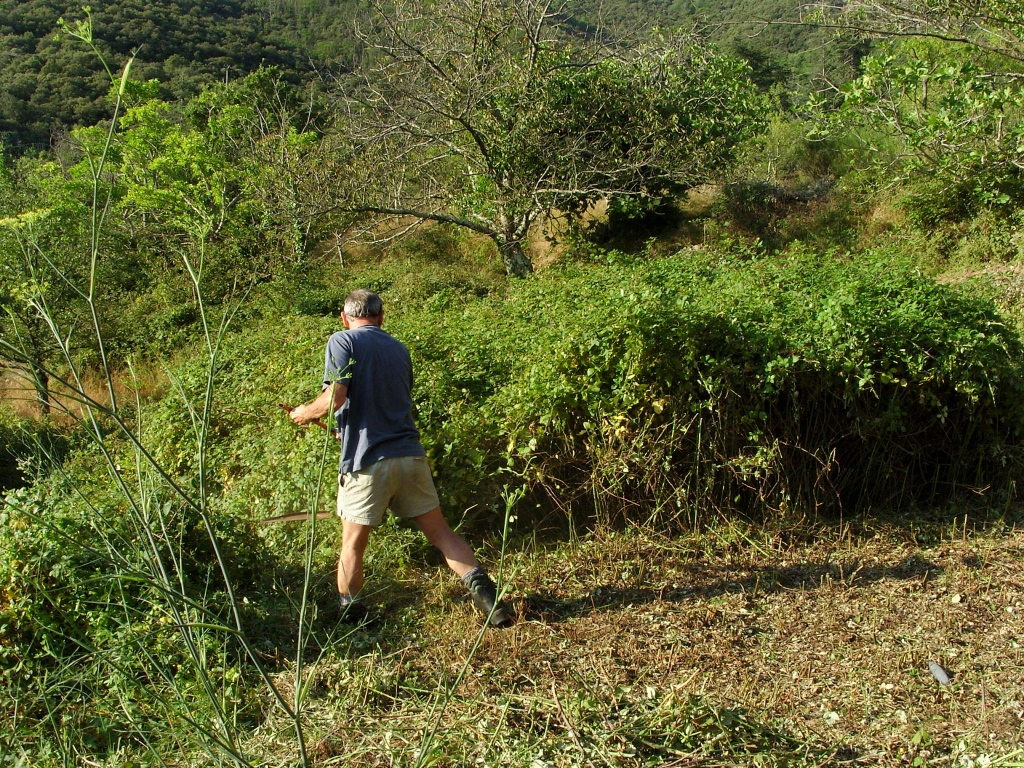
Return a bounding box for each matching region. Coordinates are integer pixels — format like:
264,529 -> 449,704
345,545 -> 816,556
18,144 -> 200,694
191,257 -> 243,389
343,289 -> 383,318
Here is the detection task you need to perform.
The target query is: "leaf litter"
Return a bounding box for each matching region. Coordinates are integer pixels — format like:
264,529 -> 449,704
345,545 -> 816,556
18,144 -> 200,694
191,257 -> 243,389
276,513 -> 1024,767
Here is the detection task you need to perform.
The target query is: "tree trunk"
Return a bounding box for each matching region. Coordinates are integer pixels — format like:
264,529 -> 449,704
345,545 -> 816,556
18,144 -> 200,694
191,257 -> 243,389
498,239 -> 533,278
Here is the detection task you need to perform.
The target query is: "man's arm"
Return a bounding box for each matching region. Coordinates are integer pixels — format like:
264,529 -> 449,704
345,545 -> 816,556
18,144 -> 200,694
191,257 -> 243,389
289,383 -> 347,426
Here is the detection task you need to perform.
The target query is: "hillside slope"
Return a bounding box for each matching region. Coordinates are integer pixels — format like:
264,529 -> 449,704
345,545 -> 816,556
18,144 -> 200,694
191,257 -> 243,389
0,0 -> 311,149
1,0 -> 836,151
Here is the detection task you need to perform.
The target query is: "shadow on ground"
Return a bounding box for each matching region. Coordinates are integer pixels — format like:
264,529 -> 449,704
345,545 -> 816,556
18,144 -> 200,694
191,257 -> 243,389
520,554 -> 942,623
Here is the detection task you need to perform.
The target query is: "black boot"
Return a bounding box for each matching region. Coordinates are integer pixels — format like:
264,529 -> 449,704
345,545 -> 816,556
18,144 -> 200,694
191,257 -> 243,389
462,568 -> 513,627
337,594 -> 368,624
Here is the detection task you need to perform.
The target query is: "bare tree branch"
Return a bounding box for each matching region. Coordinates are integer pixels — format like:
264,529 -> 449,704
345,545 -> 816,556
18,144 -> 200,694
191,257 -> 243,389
334,0 -> 765,276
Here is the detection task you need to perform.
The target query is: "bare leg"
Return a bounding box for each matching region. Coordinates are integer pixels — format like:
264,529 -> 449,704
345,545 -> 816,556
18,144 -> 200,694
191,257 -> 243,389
413,507 -> 479,577
338,520 -> 372,595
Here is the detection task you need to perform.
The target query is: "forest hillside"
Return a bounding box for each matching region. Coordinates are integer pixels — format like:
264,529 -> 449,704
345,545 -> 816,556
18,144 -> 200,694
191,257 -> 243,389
1,0 -> 838,149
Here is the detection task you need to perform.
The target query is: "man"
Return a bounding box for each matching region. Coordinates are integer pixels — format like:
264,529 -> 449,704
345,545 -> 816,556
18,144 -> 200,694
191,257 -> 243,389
289,288 -> 511,626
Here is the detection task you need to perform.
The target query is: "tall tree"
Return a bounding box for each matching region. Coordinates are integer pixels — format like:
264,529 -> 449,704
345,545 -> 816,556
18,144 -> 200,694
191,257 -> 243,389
815,0 -> 1024,62
340,0 -> 767,276
812,0 -> 1024,210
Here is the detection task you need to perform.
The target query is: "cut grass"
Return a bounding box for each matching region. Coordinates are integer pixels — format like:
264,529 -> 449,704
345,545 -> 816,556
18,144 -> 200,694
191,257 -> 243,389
239,509 -> 1024,767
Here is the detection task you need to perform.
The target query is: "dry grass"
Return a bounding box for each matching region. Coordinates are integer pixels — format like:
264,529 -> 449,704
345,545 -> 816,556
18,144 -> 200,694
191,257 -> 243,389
0,362 -> 168,423
679,185 -> 721,219
255,512 -> 1024,767
0,366 -> 40,419
860,200 -> 907,244
935,262 -> 1024,326
506,521 -> 1023,765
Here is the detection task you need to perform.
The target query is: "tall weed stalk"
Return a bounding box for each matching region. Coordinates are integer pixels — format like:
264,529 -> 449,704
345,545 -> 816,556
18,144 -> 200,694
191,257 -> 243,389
0,28 -> 324,764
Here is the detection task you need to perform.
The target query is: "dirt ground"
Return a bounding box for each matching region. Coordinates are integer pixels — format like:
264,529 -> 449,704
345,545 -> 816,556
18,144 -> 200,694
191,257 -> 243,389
388,513 -> 1024,766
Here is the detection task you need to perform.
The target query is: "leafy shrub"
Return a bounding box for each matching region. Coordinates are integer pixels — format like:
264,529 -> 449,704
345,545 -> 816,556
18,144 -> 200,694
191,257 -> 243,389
0,428 -> 273,757
389,244 -> 1024,520
106,241 -> 1024,525
830,40 -> 1024,213
294,289 -> 348,317
27,240 -> 1017,532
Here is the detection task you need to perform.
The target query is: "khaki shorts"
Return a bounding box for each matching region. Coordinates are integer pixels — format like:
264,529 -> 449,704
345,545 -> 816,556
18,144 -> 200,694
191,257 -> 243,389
337,455 -> 440,527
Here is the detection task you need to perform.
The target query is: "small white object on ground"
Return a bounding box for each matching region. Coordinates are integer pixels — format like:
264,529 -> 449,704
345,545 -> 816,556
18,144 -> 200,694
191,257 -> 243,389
929,662 -> 951,685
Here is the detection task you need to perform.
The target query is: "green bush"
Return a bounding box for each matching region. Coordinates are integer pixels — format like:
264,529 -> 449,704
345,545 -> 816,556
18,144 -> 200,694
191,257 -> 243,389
128,242 -> 1024,523
389,244 -> 1024,519
26,241 -> 1017,532
0,433 -> 272,756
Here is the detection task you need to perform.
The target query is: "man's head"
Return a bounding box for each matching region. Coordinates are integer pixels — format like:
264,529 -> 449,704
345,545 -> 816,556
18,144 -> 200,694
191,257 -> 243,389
342,289 -> 384,328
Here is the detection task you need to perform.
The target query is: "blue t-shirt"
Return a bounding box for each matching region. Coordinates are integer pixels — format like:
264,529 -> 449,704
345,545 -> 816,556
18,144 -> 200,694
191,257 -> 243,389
323,325 -> 425,474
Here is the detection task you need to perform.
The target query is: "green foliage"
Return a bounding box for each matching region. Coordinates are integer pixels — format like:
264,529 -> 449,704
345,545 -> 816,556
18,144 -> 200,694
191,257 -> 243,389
823,0 -> 1024,66
78,242 -> 1024,531
0,0 -> 857,155
569,0 -> 853,89
384,245 -> 1024,518
345,0 -> 769,275
2,67 -> 349,364
817,38 -> 1024,217
707,176 -> 865,252
0,0 -> 310,150
901,178 -> 983,229
0,52 -> 334,764
583,196 -> 686,250
0,463 -> 270,755
0,151 -> 126,405
715,180 -> 799,245
540,44 -> 767,206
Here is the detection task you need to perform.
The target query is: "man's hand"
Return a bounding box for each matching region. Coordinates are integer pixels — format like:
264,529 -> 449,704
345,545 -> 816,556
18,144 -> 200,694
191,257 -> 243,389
288,403 -> 319,427
280,402 -> 322,428
284,384 -> 347,428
